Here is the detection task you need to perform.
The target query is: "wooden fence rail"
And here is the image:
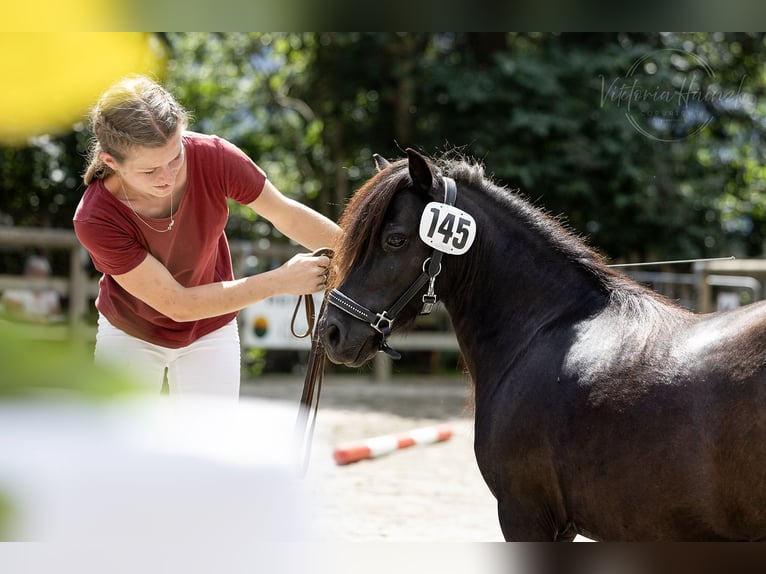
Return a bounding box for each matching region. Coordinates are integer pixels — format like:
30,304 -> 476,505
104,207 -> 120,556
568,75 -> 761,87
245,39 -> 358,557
0,226 -> 94,339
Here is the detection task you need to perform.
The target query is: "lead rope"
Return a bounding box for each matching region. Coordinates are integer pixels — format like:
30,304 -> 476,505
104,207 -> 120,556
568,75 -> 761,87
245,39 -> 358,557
291,247 -> 334,477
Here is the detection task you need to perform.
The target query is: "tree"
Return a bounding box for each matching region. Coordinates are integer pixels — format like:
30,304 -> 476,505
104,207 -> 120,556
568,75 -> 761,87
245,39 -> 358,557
2,32 -> 766,270
407,32 -> 766,261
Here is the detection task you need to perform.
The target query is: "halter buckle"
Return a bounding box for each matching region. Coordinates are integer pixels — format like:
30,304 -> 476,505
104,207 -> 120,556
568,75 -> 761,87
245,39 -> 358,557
370,311 -> 394,335
420,297 -> 436,315
420,275 -> 438,315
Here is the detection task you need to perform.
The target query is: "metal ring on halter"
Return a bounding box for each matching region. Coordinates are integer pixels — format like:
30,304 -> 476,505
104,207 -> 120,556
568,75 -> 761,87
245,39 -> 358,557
422,257 -> 442,278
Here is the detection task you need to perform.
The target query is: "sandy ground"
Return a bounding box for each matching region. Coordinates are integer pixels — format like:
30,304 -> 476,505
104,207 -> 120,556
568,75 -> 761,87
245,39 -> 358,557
241,374 -> 506,542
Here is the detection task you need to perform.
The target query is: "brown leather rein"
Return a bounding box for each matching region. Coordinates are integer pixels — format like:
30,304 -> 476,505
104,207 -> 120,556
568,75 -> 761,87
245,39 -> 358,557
291,247 -> 334,476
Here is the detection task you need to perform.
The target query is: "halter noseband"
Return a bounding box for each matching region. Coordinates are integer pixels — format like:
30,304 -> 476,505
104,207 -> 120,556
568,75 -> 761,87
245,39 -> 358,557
328,176 -> 457,360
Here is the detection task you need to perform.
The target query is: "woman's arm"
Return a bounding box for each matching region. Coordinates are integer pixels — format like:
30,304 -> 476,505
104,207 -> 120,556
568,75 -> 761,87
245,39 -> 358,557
112,180 -> 340,322
112,250 -> 331,323
248,180 -> 341,250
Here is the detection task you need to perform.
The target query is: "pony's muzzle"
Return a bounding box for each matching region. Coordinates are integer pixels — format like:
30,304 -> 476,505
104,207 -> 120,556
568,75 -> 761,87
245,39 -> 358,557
319,313 -> 383,368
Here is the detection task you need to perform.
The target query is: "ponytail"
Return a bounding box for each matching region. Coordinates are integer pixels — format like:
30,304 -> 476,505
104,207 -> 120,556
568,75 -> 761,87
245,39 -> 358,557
83,142 -> 114,185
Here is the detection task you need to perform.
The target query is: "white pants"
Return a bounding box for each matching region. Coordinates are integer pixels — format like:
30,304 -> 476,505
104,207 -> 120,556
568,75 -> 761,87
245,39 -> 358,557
94,314 -> 241,398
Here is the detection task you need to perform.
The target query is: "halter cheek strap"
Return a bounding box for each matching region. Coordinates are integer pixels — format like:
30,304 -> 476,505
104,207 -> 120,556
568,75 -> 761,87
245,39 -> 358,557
328,176 -> 456,359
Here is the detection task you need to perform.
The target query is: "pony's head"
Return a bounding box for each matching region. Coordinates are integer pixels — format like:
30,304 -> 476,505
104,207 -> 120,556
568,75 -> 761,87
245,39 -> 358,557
322,148 -> 456,367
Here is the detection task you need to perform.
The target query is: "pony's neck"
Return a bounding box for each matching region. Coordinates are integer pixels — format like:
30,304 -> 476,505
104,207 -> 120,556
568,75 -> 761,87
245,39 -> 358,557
439,186 -> 610,383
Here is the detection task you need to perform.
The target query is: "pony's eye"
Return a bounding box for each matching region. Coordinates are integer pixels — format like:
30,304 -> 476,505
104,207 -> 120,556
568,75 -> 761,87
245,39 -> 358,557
385,234 -> 408,250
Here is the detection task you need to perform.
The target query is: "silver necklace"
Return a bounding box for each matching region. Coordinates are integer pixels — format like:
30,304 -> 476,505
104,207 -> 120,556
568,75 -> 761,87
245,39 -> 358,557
119,178 -> 175,233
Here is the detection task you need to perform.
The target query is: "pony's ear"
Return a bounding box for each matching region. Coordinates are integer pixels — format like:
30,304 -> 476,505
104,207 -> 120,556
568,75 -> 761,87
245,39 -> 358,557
406,148 -> 433,193
373,153 -> 390,172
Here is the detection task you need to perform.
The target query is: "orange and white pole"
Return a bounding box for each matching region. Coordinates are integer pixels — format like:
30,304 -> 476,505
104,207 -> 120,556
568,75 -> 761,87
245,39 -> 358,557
333,423 -> 453,465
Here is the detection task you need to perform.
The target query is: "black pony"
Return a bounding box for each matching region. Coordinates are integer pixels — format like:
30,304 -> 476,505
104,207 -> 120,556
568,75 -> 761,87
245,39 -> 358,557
319,148 -> 766,541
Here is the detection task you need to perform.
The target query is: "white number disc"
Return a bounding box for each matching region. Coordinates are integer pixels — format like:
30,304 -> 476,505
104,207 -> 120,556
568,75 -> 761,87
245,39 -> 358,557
419,202 -> 477,255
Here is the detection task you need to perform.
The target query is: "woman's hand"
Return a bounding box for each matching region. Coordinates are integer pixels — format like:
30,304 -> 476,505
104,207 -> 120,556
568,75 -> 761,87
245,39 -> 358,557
274,252 -> 332,295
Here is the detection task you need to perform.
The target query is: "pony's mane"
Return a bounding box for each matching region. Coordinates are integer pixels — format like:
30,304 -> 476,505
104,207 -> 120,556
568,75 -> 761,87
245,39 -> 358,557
439,154 -> 608,270
444,156 -> 680,315
332,152 -> 675,316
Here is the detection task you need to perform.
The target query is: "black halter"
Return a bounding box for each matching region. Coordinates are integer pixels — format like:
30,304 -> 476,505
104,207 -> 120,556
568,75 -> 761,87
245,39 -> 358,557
328,176 -> 457,360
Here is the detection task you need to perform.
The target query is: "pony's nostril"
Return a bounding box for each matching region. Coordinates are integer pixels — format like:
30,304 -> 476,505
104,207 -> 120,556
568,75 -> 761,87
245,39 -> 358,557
322,322 -> 341,349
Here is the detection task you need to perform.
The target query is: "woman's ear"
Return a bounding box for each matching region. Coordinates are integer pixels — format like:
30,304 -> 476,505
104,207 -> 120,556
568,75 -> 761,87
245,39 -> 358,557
99,151 -> 119,171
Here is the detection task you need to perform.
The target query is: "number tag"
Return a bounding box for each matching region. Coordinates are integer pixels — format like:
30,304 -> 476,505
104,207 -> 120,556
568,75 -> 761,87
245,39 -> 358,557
419,202 -> 477,255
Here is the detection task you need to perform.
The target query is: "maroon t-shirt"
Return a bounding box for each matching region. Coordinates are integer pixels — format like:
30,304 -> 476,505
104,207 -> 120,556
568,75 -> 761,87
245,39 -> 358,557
73,132 -> 265,348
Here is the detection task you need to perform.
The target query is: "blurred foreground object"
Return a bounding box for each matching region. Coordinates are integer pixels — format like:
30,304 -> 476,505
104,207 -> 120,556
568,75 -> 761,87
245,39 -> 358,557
0,323 -> 317,554
0,33 -> 165,145
0,396 -> 316,544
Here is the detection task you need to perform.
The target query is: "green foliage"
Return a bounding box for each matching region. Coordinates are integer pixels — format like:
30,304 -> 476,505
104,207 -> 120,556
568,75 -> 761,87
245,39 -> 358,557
164,33 -> 329,242
0,323 -> 142,399
0,489 -> 12,540
0,129 -> 89,228
408,33 -> 766,260
2,32 -> 766,265
242,346 -> 268,377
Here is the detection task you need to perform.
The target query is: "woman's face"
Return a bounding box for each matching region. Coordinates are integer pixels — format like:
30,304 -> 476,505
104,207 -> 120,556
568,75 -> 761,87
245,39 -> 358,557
101,130 -> 185,198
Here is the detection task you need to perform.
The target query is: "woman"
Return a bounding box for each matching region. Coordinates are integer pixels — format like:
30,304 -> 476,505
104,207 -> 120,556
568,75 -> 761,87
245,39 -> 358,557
74,75 -> 340,397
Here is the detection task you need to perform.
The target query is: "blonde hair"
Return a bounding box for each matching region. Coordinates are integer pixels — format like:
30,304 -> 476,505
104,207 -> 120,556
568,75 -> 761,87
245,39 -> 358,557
83,75 -> 190,185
